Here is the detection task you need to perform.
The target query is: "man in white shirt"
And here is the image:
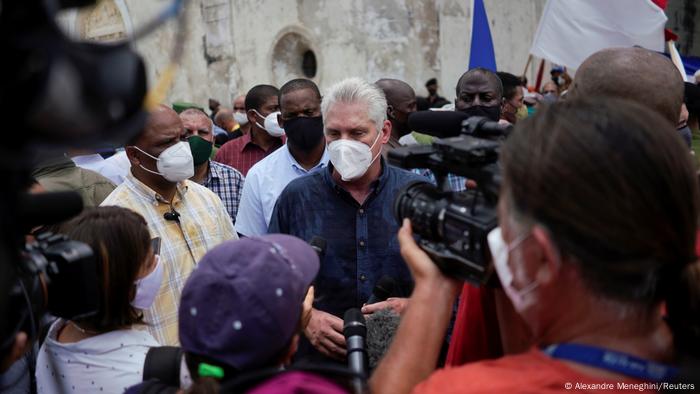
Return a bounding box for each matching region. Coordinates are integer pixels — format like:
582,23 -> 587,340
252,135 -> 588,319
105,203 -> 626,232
70,150 -> 128,185
235,79 -> 329,236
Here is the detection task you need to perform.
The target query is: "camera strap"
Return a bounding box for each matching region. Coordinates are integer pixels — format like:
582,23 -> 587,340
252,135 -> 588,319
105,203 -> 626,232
543,343 -> 678,382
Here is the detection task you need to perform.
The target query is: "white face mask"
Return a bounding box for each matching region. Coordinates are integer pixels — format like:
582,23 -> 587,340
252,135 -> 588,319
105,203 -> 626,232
131,255 -> 164,310
253,110 -> 285,137
133,141 -> 194,182
233,111 -> 249,126
327,129 -> 382,181
487,227 -> 538,314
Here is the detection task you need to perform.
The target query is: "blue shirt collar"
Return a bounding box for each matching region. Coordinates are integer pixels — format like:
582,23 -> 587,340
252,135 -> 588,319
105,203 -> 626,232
285,145 -> 330,173
322,157 -> 390,201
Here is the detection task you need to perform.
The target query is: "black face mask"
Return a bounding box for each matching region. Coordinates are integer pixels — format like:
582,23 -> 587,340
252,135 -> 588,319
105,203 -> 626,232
459,105 -> 501,122
283,116 -> 324,151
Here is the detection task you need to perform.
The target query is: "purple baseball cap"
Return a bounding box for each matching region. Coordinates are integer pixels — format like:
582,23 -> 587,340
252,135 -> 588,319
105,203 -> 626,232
178,234 -> 319,370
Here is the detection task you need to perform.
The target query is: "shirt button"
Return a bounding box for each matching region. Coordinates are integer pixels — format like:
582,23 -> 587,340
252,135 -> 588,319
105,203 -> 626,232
359,240 -> 365,247
358,208 -> 365,214
360,274 -> 367,282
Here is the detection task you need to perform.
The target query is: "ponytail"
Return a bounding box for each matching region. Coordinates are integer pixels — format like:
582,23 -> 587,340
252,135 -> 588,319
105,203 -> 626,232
666,261 -> 700,357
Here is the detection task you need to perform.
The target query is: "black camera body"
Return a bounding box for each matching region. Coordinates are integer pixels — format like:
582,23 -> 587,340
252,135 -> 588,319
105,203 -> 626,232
390,116 -> 511,284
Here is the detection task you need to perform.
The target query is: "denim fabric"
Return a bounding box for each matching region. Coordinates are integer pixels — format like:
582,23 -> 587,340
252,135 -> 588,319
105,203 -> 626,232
269,160 -> 428,318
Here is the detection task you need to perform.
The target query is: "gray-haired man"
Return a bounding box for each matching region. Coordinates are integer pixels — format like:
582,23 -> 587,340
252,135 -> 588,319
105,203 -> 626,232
269,77 -> 428,362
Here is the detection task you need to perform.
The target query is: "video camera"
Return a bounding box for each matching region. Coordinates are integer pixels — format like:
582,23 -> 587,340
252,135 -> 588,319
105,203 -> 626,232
0,0 -> 175,355
389,114 -> 512,284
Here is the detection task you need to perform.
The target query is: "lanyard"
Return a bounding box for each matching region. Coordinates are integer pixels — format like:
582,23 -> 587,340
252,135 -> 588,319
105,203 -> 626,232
543,343 -> 678,381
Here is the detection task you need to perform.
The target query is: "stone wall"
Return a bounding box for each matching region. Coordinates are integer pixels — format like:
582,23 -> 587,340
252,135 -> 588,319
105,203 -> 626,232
61,0 -> 548,107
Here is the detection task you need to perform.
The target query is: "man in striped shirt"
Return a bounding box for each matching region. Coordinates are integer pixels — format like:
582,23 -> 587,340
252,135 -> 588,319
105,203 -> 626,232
102,105 -> 237,345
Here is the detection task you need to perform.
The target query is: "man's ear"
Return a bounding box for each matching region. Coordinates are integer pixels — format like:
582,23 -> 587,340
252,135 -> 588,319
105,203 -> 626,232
247,109 -> 258,127
125,146 -> 141,167
531,226 -> 562,285
380,120 -> 392,143
387,105 -> 395,120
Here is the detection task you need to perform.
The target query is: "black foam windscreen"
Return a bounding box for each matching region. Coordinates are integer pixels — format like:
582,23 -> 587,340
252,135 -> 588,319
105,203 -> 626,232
366,308 -> 401,369
309,236 -> 327,258
18,191 -> 83,229
407,110 -> 469,138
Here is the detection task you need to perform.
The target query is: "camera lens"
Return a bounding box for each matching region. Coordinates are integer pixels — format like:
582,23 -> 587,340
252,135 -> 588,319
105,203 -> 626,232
393,181 -> 447,241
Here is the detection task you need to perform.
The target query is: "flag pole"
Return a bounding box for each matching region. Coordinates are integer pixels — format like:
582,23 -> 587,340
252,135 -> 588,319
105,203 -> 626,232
522,54 -> 533,79
667,41 -> 688,82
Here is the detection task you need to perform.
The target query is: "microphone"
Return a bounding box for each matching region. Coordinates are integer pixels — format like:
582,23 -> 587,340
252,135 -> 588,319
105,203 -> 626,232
343,308 -> 367,393
407,110 -> 468,138
366,276 -> 397,305
407,111 -> 512,139
19,191 -> 83,229
309,236 -> 326,259
163,209 -> 180,222
366,308 -> 401,369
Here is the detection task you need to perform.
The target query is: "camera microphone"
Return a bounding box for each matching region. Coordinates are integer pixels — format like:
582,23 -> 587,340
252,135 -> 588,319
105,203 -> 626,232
163,209 -> 180,222
408,111 -> 512,139
309,236 -> 327,259
18,191 -> 83,230
344,308 -> 367,392
366,275 -> 397,305
407,110 -> 469,138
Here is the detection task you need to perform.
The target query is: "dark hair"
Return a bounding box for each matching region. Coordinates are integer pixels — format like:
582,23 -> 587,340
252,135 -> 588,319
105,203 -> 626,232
425,78 -> 437,87
496,72 -> 523,101
456,67 -> 503,98
245,85 -> 280,112
501,98 -> 700,356
279,79 -> 321,102
59,206 -> 151,331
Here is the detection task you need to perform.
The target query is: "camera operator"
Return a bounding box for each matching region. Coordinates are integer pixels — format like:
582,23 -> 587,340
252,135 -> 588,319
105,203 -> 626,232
371,98 -> 700,393
447,46 -> 690,368
269,78 -> 427,363
36,207 -> 160,393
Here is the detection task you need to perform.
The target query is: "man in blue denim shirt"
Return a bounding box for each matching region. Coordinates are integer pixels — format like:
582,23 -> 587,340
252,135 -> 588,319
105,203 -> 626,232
269,77 -> 428,361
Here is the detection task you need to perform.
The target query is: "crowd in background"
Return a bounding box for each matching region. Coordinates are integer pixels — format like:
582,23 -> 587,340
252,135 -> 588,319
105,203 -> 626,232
2,44 -> 700,394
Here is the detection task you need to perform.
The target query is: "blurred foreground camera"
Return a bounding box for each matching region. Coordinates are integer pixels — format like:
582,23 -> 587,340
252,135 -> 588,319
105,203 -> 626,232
24,232 -> 99,320
2,231 -> 98,351
390,116 -> 511,284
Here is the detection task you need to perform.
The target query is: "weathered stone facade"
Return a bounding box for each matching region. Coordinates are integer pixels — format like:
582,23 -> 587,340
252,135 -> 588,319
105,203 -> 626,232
61,0 -> 697,107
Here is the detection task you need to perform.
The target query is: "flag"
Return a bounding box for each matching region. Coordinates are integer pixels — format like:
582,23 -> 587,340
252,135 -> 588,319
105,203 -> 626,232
468,0 -> 497,71
530,0 -> 667,70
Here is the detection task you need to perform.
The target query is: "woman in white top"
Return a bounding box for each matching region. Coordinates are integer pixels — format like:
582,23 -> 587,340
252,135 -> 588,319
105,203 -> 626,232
36,206 -> 163,393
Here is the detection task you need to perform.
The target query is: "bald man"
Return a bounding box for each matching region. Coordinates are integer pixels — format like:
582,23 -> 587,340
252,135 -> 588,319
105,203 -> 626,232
375,78 -> 418,150
569,47 -> 684,125
102,105 -> 237,345
455,68 -> 503,122
213,108 -> 243,146
233,94 -> 251,135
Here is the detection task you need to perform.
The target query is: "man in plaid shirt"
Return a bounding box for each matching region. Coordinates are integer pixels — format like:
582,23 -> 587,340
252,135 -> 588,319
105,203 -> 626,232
180,108 -> 244,224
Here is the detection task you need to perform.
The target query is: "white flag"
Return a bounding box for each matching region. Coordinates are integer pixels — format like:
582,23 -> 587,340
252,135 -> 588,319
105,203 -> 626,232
530,0 -> 667,70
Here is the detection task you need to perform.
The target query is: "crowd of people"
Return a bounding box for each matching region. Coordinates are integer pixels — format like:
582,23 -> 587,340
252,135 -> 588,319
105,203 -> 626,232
2,45 -> 700,394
